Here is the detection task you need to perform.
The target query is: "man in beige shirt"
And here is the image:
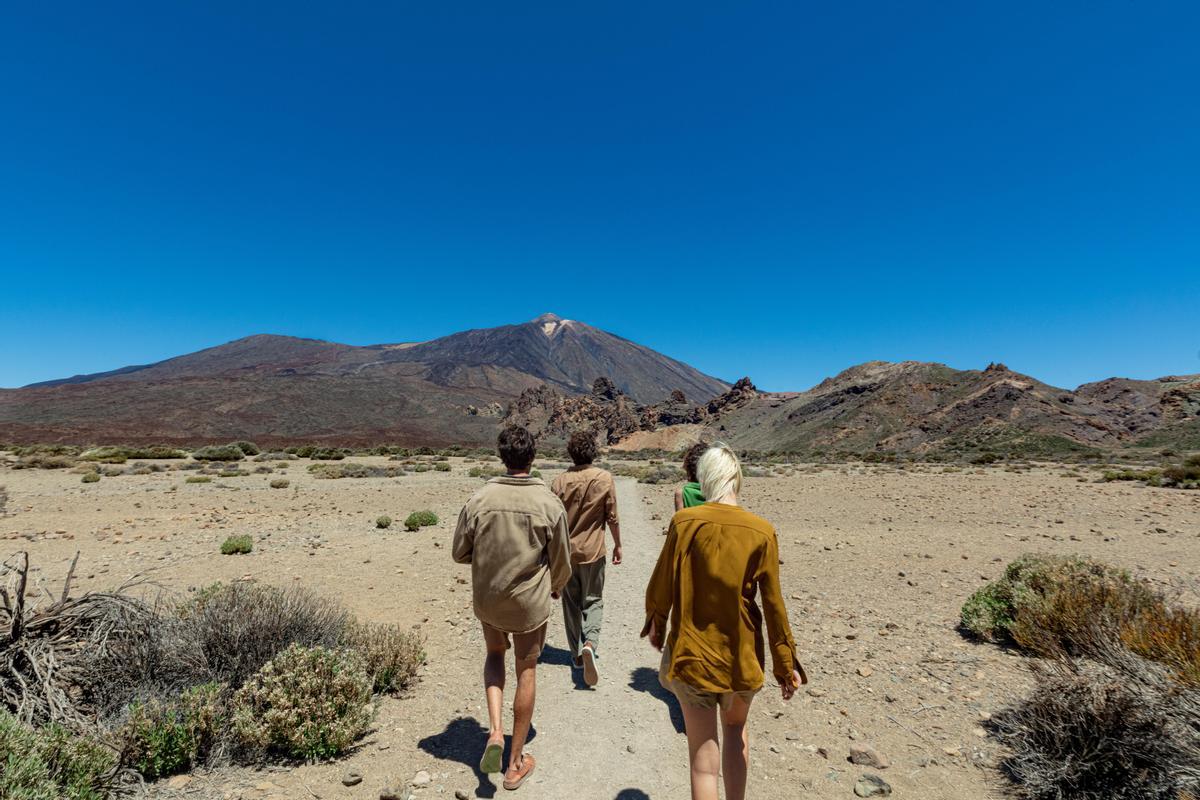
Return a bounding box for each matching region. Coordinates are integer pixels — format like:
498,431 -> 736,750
453,425 -> 571,791
550,429 -> 622,687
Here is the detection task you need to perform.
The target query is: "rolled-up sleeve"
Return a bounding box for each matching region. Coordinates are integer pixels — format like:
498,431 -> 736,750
604,475 -> 619,527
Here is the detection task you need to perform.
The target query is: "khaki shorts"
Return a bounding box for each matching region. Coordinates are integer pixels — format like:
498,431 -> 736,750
482,621 -> 547,662
658,648 -> 759,711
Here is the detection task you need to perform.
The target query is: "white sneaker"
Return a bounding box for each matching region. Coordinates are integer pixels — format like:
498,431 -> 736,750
581,643 -> 599,687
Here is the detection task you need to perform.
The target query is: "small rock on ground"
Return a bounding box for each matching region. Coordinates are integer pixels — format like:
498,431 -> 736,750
848,743 -> 890,769
854,773 -> 893,797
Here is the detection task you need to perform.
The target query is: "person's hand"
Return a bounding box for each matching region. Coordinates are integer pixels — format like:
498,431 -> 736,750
647,619 -> 663,652
612,545 -> 623,565
781,670 -> 803,701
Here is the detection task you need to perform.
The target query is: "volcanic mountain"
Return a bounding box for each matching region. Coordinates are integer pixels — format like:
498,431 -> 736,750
0,315 -> 730,446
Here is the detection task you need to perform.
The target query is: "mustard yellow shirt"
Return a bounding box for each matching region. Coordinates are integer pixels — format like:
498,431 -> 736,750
643,502 -> 801,692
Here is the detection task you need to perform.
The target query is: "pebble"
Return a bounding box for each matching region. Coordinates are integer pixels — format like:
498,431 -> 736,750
411,770 -> 432,787
854,774 -> 893,797
342,770 -> 364,786
455,791 -> 471,800
848,743 -> 890,769
857,665 -> 874,678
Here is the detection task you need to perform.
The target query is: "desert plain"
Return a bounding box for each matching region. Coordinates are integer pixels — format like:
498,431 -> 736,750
1,453 -> 1197,800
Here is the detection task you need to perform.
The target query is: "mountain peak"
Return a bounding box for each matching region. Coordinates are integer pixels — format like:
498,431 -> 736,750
531,312 -> 563,324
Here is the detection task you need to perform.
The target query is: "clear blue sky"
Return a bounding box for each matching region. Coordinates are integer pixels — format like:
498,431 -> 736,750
3,2 -> 1198,391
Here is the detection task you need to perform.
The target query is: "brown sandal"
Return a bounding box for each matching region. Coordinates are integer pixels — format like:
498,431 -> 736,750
502,754 -> 536,790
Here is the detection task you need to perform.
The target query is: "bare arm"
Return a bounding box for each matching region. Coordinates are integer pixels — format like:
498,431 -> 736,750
606,475 -> 623,564
673,487 -> 684,512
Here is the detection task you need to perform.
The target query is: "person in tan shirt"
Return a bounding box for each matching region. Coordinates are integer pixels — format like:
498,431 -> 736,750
453,425 -> 571,791
550,429 -> 622,687
642,442 -> 806,800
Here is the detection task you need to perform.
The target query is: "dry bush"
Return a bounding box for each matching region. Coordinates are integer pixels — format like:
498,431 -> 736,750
269,478 -> 289,489
0,552 -> 160,730
183,582 -> 348,689
231,644 -> 373,761
191,445 -> 244,462
990,659 -> 1200,800
1120,603 -> 1200,687
0,485 -> 7,516
1009,570 -> 1160,660
339,620 -> 424,694
15,454 -> 77,470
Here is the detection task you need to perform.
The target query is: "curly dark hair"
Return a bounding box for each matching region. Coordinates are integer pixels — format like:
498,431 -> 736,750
566,430 -> 600,466
497,425 -> 536,472
682,442 -> 710,483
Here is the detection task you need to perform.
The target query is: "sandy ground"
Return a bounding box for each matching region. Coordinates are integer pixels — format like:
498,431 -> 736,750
1,457 -> 1198,799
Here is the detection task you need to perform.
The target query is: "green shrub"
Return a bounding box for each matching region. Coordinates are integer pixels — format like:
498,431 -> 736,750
467,465 -> 505,479
0,710 -> 117,800
960,554 -> 1136,642
192,445 -> 244,462
220,535 -> 253,555
120,683 -> 225,780
404,511 -> 438,531
413,464 -> 430,473
269,478 -> 289,489
231,441 -> 260,456
218,469 -> 248,478
80,445 -> 188,463
376,515 -> 392,529
232,645 -> 374,761
308,462 -> 404,479
433,462 -> 451,472
185,476 -> 211,484
81,472 -> 100,484
339,620 -> 425,694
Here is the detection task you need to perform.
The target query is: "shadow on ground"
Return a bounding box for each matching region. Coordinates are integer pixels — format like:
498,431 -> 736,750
541,643 -> 589,689
629,666 -> 684,734
615,790 -> 651,799
417,716 -> 538,798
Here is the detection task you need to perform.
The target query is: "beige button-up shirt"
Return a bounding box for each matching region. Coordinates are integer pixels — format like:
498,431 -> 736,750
550,465 -> 619,565
452,475 -> 572,634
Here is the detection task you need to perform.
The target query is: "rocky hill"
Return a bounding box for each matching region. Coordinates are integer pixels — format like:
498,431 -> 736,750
507,363 -> 1200,458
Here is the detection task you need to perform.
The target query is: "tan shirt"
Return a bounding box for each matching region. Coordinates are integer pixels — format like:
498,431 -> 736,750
452,475 -> 572,634
643,502 -> 802,693
550,465 -> 619,565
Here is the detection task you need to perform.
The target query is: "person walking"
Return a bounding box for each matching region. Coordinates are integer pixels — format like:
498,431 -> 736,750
453,425 -> 572,790
643,442 -> 806,800
550,429 -> 622,687
674,442 -> 710,511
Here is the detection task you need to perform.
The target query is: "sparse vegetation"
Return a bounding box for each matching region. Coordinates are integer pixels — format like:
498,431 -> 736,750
269,478 -> 289,489
191,445 -> 245,462
219,535 -> 253,555
15,454 -> 77,470
375,515 -> 392,529
184,476 -> 211,484
434,462 -> 451,472
404,510 -> 438,531
231,644 -> 374,761
81,472 -> 101,484
80,446 -> 187,463
467,465 -> 505,479
611,463 -> 685,484
230,441 -> 260,456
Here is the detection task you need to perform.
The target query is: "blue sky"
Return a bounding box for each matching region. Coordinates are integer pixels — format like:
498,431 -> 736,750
3,2 -> 1198,391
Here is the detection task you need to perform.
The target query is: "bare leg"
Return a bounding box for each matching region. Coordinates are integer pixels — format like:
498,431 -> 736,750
719,695 -> 753,800
680,702 -> 721,800
507,653 -> 538,771
481,627 -> 508,741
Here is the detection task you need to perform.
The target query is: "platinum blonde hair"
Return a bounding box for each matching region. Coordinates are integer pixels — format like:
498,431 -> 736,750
697,441 -> 742,503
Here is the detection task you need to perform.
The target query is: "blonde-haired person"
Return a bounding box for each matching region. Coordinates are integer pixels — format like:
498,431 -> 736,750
642,442 -> 806,800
